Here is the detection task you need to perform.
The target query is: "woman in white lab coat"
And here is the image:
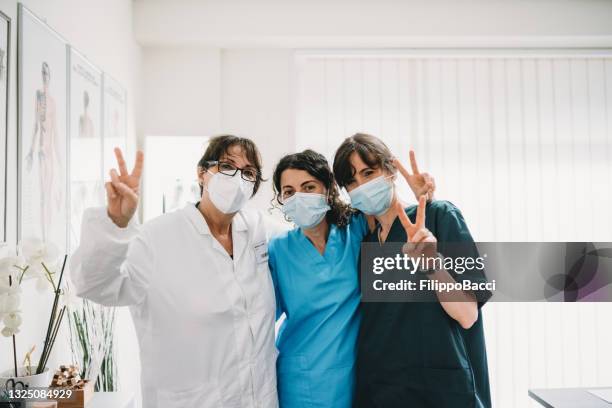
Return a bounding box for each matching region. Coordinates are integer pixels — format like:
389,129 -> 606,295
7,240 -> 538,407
70,135 -> 279,408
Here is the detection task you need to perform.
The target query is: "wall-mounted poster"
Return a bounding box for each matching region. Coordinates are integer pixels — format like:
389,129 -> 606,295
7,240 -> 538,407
102,73 -> 127,177
0,11 -> 10,243
68,47 -> 103,252
18,4 -> 68,251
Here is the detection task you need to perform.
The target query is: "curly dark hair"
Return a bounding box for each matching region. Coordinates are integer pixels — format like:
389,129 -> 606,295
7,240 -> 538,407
272,150 -> 355,228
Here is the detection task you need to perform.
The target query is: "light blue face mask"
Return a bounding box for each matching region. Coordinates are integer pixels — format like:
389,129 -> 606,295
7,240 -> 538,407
348,175 -> 394,215
281,192 -> 331,229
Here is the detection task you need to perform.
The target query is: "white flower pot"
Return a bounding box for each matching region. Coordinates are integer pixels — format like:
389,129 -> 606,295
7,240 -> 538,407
0,366 -> 52,390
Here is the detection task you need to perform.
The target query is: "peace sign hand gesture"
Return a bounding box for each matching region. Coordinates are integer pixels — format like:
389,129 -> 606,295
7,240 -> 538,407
105,148 -> 144,228
394,150 -> 435,203
396,196 -> 438,259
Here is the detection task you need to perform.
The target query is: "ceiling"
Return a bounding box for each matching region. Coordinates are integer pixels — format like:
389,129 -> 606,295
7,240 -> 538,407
132,0 -> 612,48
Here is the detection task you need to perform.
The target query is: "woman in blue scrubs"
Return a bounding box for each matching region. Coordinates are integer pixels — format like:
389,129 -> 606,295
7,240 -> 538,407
268,149 -> 434,407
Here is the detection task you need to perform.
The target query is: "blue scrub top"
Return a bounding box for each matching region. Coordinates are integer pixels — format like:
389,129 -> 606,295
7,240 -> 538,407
268,213 -> 368,408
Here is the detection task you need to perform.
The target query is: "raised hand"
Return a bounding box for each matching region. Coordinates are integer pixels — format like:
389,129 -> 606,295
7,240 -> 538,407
395,196 -> 437,259
105,148 -> 144,228
393,150 -> 435,203
397,198 -> 477,327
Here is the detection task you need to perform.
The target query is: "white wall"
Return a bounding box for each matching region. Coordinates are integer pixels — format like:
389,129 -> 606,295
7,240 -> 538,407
0,0 -> 141,391
141,47 -> 294,213
220,49 -> 293,211
142,46 -> 220,137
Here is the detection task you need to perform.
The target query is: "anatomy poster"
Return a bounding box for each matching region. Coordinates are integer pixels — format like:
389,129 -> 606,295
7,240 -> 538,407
102,73 -> 127,178
18,5 -> 68,252
68,47 -> 103,251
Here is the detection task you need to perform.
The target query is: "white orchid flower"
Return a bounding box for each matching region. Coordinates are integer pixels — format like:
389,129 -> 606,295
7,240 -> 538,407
0,280 -> 21,296
0,283 -> 21,320
0,278 -> 9,295
0,257 -> 15,279
19,238 -> 60,269
3,311 -> 22,329
1,326 -> 19,337
60,284 -> 80,309
6,284 -> 21,296
23,263 -> 45,280
0,246 -> 26,280
0,292 -> 21,312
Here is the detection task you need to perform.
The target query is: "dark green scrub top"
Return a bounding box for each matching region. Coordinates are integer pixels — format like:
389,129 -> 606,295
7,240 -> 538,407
355,200 -> 492,408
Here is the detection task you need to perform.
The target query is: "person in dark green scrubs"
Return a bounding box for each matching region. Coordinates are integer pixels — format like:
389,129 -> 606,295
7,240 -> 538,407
333,133 -> 492,408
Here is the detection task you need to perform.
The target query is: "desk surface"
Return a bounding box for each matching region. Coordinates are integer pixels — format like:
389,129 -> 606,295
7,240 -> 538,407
529,387 -> 612,408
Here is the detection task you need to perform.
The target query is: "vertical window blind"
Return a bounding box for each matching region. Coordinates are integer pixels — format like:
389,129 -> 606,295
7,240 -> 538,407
294,51 -> 612,407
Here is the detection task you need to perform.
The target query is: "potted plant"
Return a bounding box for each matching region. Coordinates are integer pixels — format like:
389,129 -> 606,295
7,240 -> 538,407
68,297 -> 118,392
0,239 -> 67,390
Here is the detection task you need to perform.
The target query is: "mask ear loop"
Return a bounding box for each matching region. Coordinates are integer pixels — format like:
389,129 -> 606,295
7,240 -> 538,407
268,193 -> 284,217
338,186 -> 351,204
384,156 -> 398,183
196,168 -> 205,194
385,173 -> 400,211
198,168 -> 215,195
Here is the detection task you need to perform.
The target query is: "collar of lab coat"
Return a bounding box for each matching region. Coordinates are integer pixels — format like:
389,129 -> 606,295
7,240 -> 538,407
183,203 -> 248,236
183,203 -> 250,261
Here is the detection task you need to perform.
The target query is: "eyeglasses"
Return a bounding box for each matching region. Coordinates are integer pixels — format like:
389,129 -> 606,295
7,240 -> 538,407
207,160 -> 260,183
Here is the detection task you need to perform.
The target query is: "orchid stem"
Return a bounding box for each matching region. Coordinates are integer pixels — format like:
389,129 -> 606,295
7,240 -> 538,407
36,255 -> 68,374
12,335 -> 17,377
41,262 -> 57,292
9,275 -> 18,377
18,265 -> 29,285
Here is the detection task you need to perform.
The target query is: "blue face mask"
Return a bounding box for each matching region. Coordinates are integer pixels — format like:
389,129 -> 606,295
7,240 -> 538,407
281,192 -> 331,229
348,175 -> 394,215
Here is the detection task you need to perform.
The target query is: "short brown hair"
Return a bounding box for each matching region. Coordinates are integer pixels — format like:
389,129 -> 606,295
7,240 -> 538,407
198,135 -> 263,196
332,133 -> 396,187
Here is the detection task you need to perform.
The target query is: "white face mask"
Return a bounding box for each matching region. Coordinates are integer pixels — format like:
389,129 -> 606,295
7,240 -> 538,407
204,171 -> 254,214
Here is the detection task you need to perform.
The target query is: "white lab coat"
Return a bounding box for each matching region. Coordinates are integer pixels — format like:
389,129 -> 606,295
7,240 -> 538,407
70,203 -> 280,408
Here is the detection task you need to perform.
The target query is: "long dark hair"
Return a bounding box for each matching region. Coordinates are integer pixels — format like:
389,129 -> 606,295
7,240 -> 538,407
273,150 -> 354,227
